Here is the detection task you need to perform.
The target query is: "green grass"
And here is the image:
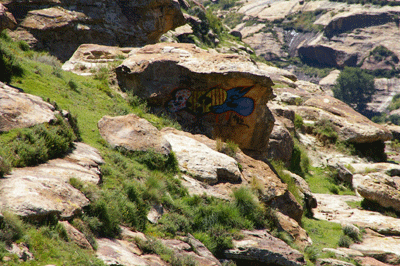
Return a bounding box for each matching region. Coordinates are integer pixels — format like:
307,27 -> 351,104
305,167 -> 355,195
302,217 -> 343,263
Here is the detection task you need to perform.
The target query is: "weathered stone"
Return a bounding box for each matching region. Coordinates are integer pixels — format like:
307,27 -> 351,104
162,132 -> 241,184
5,0 -> 185,61
162,237 -> 221,266
6,243 -> 34,262
313,193 -> 400,236
0,142 -> 104,220
0,81 -> 55,132
96,238 -> 161,266
275,212 -> 312,250
116,43 -> 275,155
356,172 -> 400,213
327,162 -> 353,185
147,204 -> 164,224
0,171 -> 89,220
291,95 -> 392,144
224,229 -> 305,266
0,3 -> 16,31
267,120 -> 294,165
187,234 -> 221,266
316,258 -> 355,266
355,256 -> 391,266
270,190 -> 303,224
59,221 -> 92,250
62,44 -> 134,75
283,170 -> 317,209
319,70 -> 340,89
98,114 -> 171,155
160,127 -> 301,222
322,248 -> 363,259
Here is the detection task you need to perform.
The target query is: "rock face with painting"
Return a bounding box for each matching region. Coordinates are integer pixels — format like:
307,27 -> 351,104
116,43 -> 275,157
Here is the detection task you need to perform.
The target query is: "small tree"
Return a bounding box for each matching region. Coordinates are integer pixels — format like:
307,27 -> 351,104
333,67 -> 376,113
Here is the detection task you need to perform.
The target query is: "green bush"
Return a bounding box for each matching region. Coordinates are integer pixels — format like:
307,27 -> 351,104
342,224 -> 360,242
0,211 -> 25,245
333,67 -> 376,113
232,186 -> 266,228
289,140 -> 310,176
338,235 -> 353,248
313,119 -> 338,144
0,35 -> 24,83
86,199 -> 121,238
294,114 -> 304,129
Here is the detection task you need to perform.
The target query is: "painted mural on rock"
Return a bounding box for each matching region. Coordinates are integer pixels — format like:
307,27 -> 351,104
166,85 -> 255,121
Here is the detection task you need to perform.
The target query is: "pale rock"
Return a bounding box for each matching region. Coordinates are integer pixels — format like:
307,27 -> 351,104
98,114 -> 171,155
319,70 -> 340,88
224,229 -> 305,266
356,172 -> 400,212
187,234 -> 221,266
275,212 -> 313,250
163,133 -> 241,184
316,258 -> 356,266
356,256 -> 392,266
6,243 -> 34,262
313,193 -> 400,236
283,170 -> 317,209
162,238 -> 221,266
0,172 -> 89,219
0,82 -> 55,132
147,204 -> 164,224
59,221 -> 92,250
96,238 -> 158,266
62,44 -> 134,75
322,248 -> 364,259
160,127 -> 300,222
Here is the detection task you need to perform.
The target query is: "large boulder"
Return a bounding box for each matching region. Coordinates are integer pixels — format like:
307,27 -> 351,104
116,43 -> 275,156
0,142 -> 103,220
98,114 -> 172,155
162,132 -> 241,184
0,81 -> 56,132
290,95 -> 392,144
223,229 -> 305,266
4,0 -> 186,61
356,172 -> 400,213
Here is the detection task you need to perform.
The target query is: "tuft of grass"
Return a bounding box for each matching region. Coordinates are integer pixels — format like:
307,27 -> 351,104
342,224 -> 361,242
0,211 -> 25,246
289,140 -> 310,177
338,235 -> 352,248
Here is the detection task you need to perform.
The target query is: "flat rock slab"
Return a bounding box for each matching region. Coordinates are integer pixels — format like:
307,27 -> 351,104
224,229 -> 305,266
0,142 -> 103,219
0,172 -> 89,219
0,81 -> 55,132
314,194 -> 400,235
98,114 -> 171,155
163,132 -> 241,184
96,238 -> 162,266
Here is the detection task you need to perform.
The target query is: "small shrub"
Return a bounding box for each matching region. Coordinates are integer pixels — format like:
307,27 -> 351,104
342,224 -> 360,242
305,246 -> 319,262
0,211 -> 25,245
338,235 -> 352,248
93,67 -> 110,81
289,140 -> 310,176
232,186 -> 266,228
32,54 -> 62,68
0,41 -> 24,83
86,199 -> 121,238
294,114 -> 304,129
314,119 -> 338,144
18,40 -> 30,51
68,80 -> 79,92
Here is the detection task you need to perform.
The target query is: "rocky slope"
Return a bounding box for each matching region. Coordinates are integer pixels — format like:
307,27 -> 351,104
2,0 -> 400,265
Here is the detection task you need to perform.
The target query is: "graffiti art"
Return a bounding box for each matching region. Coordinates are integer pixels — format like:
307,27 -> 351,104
166,85 -> 255,117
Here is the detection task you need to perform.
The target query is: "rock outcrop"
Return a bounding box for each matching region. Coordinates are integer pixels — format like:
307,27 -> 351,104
0,142 -> 103,220
290,95 -> 392,144
355,172 -> 400,213
4,0 -> 186,61
116,43 -> 275,157
0,81 -> 56,132
98,114 -> 172,155
0,3 -> 16,32
224,229 -> 305,266
163,132 -> 241,184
